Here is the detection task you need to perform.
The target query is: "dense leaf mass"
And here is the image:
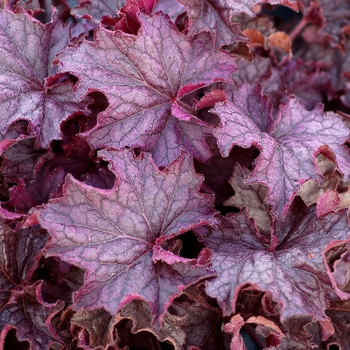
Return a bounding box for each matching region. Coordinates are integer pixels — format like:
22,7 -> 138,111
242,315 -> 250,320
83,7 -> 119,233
39,149 -> 217,326
0,0 -> 350,349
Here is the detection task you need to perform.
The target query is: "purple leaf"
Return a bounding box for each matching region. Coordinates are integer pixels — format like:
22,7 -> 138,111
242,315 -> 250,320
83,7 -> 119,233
0,8 -> 90,148
179,0 -> 298,18
199,198 -> 350,322
231,54 -> 271,87
38,149 -> 217,326
179,0 -> 248,48
153,0 -> 186,21
71,0 -> 126,22
212,83 -> 350,218
55,12 -> 237,166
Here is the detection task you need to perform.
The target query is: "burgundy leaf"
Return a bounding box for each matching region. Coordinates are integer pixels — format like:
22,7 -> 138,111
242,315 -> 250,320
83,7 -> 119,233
195,89 -> 227,110
0,226 -> 48,300
326,299 -> 350,350
38,149 -> 217,326
0,8 -> 90,148
55,12 -> 237,166
0,282 -> 64,350
0,138 -> 51,183
212,83 -> 350,218
199,198 -> 350,323
0,225 -> 63,349
49,136 -> 97,181
278,316 -> 314,349
5,164 -> 65,213
179,0 -> 298,19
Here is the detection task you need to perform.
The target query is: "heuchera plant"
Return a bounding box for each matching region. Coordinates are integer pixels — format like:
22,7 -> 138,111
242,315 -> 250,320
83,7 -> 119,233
1,0 -> 350,349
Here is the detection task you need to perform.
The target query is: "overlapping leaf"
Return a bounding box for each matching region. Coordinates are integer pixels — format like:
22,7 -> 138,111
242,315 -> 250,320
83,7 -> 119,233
224,164 -> 271,234
71,0 -> 126,22
168,286 -> 224,349
300,0 -> 350,49
55,12 -> 237,166
199,198 -> 350,322
179,0 -> 248,48
0,226 -> 47,308
0,7 -> 89,148
0,282 -> 64,350
38,149 -> 217,326
4,164 -> 65,213
0,225 -> 63,349
212,83 -> 350,218
223,314 -> 284,349
179,0 -> 298,19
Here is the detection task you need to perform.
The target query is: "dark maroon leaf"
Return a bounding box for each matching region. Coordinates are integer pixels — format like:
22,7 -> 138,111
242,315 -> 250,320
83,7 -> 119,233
49,136 -> 96,181
38,149 -> 217,326
199,198 -> 350,323
326,299 -> 350,350
0,138 -> 51,183
5,164 -> 65,213
35,257 -> 85,305
0,282 -> 64,350
278,316 -> 314,349
0,225 -> 64,349
55,12 -> 237,166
